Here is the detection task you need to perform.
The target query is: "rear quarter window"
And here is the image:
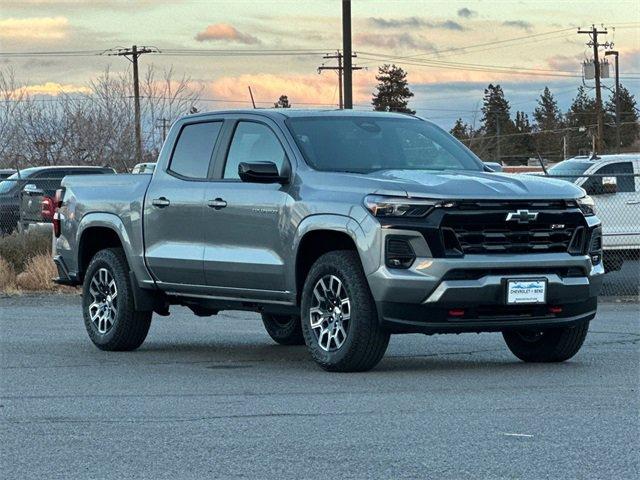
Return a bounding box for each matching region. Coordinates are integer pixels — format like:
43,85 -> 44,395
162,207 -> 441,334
169,121 -> 223,179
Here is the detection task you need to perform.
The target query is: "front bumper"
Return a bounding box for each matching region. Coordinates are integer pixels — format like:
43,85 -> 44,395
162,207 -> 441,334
367,252 -> 603,334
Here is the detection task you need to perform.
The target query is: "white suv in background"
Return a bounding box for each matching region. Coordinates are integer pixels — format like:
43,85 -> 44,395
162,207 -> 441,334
547,154 -> 640,271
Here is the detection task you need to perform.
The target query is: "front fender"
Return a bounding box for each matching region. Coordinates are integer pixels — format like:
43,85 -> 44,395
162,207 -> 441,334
291,213 -> 382,280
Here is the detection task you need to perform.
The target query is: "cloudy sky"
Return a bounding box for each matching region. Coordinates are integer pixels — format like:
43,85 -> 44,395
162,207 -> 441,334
1,0 -> 639,128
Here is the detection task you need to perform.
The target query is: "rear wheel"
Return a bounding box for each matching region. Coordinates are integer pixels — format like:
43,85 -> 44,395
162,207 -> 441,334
261,313 -> 304,345
82,248 -> 152,351
301,250 -> 389,372
502,321 -> 590,362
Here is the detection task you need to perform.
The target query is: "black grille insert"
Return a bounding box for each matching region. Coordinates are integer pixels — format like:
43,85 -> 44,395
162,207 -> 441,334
439,202 -> 584,256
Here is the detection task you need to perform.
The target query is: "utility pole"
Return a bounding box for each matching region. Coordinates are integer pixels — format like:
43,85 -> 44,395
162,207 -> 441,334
104,45 -> 159,164
318,51 -> 362,109
605,50 -> 621,153
156,118 -> 170,143
495,113 -> 501,163
578,26 -> 608,153
342,0 -> 353,109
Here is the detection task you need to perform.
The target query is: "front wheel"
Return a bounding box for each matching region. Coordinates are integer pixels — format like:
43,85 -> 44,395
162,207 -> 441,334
301,250 -> 389,372
502,321 -> 590,362
82,248 -> 152,351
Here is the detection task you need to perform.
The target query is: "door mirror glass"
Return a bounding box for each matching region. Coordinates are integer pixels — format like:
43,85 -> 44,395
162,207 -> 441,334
23,183 -> 44,195
238,162 -> 287,184
602,176 -> 617,194
484,162 -> 503,172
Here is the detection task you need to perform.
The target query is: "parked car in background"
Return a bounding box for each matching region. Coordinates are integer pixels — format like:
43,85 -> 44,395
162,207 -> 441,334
132,162 -> 156,174
545,154 -> 640,271
53,110 -> 603,372
0,166 -> 115,235
0,169 -> 16,180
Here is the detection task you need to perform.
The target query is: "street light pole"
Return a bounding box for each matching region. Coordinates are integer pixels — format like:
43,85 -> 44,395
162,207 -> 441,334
342,0 -> 353,109
605,50 -> 620,153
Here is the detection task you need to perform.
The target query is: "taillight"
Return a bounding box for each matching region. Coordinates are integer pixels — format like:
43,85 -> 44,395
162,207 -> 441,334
41,196 -> 55,221
53,188 -> 64,238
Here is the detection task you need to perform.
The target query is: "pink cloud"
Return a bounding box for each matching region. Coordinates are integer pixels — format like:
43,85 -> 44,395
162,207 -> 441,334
195,23 -> 260,45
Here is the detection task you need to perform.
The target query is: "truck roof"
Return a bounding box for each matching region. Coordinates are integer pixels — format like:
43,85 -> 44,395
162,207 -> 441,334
188,109 -> 419,120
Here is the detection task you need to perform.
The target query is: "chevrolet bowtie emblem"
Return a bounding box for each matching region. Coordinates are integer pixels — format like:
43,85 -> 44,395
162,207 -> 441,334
506,209 -> 539,224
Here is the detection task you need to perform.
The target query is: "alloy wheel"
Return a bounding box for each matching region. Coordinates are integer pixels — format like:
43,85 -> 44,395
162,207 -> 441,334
88,267 -> 118,334
309,274 -> 351,352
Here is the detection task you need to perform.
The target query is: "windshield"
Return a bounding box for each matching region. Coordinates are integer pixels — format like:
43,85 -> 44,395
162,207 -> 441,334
0,172 -> 25,194
287,116 -> 483,173
548,160 -> 593,178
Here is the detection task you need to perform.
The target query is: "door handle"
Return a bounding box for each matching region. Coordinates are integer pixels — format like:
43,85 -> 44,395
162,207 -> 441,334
152,197 -> 170,208
625,200 -> 640,205
207,198 -> 227,210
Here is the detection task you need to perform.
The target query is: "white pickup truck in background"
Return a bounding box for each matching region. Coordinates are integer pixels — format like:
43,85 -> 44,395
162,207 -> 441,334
545,154 -> 640,272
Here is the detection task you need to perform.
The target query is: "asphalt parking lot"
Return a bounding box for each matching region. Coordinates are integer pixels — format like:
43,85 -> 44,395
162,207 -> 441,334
1,295 -> 638,479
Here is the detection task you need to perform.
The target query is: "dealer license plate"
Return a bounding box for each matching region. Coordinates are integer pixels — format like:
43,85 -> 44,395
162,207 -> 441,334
506,279 -> 546,305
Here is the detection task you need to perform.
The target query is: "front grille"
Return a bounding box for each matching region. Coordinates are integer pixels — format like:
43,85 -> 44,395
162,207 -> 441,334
439,202 -> 585,256
447,224 -> 577,254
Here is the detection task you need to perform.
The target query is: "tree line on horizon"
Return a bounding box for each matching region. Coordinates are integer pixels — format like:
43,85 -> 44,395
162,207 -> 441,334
370,64 -> 640,164
2,63 -> 638,171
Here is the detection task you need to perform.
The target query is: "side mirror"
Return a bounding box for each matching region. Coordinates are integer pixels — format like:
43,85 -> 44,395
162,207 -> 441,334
602,176 -> 617,194
484,162 -> 503,172
23,184 -> 44,195
238,161 -> 288,184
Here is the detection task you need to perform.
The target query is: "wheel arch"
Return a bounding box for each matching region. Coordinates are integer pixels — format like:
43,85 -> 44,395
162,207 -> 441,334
292,214 -> 376,305
75,213 -> 152,286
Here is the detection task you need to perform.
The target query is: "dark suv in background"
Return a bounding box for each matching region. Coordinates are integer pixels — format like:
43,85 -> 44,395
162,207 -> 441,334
0,166 -> 115,235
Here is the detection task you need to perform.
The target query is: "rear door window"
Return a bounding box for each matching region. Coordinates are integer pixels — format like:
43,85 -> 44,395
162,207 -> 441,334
169,122 -> 223,179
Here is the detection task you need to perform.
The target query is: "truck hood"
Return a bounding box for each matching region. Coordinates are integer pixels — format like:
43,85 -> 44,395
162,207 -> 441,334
347,169 -> 586,200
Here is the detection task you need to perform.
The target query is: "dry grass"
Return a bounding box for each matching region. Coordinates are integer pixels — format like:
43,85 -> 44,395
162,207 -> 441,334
15,254 -> 59,292
0,256 -> 17,291
0,230 -> 51,272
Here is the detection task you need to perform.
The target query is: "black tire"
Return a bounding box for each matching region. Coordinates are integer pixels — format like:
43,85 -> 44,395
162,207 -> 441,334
502,321 -> 590,363
301,250 -> 389,372
261,313 -> 305,345
82,248 -> 152,351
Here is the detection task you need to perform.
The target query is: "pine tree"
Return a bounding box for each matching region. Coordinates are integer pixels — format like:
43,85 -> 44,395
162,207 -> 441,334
566,86 -> 597,156
450,118 -> 472,141
371,64 -> 415,114
480,84 -> 514,162
274,95 -> 291,108
605,84 -> 639,149
533,87 -> 564,161
513,111 -> 534,159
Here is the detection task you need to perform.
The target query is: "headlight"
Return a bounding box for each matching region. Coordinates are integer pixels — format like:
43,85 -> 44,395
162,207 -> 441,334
364,195 -> 454,218
577,195 -> 596,216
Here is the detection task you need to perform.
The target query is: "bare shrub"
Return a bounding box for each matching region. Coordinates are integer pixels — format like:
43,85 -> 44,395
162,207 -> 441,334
0,256 -> 16,291
15,254 -> 57,291
0,229 -> 51,272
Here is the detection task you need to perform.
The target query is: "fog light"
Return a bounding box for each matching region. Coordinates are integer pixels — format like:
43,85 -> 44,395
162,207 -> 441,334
385,236 -> 416,269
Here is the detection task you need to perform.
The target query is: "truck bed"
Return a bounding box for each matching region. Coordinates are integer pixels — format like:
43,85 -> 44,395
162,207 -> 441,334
56,173 -> 153,283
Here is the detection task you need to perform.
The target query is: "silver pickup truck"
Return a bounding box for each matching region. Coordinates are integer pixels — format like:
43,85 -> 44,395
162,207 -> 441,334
53,110 -> 604,372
